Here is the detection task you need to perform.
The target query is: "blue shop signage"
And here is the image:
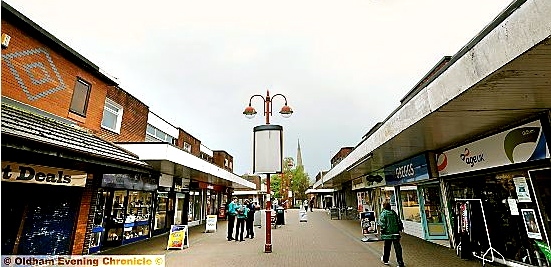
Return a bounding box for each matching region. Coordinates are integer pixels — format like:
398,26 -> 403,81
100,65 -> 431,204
384,154 -> 430,185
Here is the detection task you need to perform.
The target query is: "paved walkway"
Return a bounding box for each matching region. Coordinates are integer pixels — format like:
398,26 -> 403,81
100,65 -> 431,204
100,209 -> 495,267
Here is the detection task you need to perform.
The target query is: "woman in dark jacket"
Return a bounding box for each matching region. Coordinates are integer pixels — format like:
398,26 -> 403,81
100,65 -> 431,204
378,201 -> 404,267
245,200 -> 256,239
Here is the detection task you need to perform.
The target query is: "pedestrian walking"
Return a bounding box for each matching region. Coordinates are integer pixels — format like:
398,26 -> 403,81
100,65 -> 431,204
245,199 -> 256,239
235,200 -> 249,241
378,201 -> 405,267
309,197 -> 314,212
226,196 -> 238,241
303,199 -> 309,211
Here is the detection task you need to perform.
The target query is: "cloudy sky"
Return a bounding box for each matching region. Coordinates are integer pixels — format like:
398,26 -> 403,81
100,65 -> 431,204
5,0 -> 512,180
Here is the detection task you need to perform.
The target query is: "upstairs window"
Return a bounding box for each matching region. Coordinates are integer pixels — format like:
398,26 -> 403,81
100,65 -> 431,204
183,142 -> 192,153
101,98 -> 123,133
146,124 -> 176,143
69,78 -> 91,116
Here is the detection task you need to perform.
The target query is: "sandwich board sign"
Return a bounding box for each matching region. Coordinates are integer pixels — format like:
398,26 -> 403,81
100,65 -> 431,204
205,215 -> 217,232
167,225 -> 189,249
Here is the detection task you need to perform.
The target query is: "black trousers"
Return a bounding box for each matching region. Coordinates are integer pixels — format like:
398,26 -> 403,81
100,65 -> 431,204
227,214 -> 236,240
246,214 -> 255,237
382,238 -> 404,266
235,217 -> 246,241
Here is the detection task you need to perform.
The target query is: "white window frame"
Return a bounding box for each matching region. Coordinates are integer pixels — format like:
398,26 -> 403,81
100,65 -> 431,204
101,98 -> 123,133
146,123 -> 175,143
183,142 -> 192,153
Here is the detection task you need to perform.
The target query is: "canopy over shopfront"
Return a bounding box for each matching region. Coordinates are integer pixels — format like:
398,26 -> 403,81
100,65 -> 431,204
314,0 -> 551,188
116,143 -> 255,189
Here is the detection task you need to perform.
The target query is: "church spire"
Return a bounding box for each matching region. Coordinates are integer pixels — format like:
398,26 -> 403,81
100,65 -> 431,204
296,139 -> 303,167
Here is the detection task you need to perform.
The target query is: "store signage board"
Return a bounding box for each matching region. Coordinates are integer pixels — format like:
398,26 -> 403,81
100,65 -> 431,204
167,225 -> 189,250
205,215 -> 217,232
384,154 -> 429,185
437,120 -> 550,177
102,174 -> 158,191
1,161 -> 86,187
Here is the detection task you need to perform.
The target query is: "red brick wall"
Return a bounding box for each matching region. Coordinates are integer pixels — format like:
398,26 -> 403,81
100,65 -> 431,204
97,87 -> 148,142
177,129 -> 201,157
71,174 -> 94,254
213,151 -> 233,172
331,147 -> 353,167
1,20 -> 108,132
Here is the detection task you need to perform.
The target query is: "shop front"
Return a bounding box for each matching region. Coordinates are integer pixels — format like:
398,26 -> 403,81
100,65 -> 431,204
115,142 -> 256,231
186,181 -> 223,226
354,170 -> 386,214
437,118 -> 551,266
1,162 -> 87,255
90,173 -> 158,252
384,153 -> 445,241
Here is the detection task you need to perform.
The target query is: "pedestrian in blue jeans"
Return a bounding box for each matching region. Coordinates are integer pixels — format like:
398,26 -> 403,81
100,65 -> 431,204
378,201 -> 405,267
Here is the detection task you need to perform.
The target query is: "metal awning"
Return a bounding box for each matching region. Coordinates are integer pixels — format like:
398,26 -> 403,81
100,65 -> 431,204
305,188 -> 335,194
315,0 -> 551,189
116,143 -> 255,189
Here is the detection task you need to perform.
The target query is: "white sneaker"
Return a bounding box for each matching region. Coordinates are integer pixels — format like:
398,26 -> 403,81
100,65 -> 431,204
381,256 -> 389,265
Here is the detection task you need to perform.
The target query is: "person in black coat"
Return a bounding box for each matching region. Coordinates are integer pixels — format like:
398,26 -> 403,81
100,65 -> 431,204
245,199 -> 256,238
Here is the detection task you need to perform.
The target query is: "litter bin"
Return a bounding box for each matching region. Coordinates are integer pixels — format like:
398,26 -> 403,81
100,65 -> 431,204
276,207 -> 285,225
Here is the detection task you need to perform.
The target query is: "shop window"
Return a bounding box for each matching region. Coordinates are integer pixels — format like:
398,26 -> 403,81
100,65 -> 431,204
124,191 -> 152,241
105,190 -> 127,245
69,78 -> 91,116
154,193 -> 168,230
188,190 -> 203,222
146,124 -> 176,143
175,193 -> 186,225
101,98 -> 123,133
89,190 -> 108,253
400,186 -> 421,222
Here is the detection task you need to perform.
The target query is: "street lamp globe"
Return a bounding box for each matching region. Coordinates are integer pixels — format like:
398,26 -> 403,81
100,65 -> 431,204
243,106 -> 257,119
279,105 -> 293,118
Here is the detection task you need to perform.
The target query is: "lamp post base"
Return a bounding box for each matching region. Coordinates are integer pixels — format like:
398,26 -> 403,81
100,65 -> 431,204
264,244 -> 272,253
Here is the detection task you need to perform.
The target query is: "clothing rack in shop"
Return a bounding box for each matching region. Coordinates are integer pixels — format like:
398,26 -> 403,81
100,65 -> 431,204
455,198 -> 505,266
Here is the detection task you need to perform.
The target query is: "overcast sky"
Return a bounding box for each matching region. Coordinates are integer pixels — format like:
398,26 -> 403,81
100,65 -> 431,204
5,0 -> 513,180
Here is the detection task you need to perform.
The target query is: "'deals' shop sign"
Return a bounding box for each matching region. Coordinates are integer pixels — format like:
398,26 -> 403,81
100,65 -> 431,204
1,161 -> 87,187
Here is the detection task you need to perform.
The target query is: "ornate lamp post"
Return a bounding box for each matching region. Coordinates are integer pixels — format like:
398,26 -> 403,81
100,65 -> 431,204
243,90 -> 293,253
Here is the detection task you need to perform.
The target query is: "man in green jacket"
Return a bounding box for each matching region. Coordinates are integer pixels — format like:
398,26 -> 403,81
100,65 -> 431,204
378,201 -> 405,267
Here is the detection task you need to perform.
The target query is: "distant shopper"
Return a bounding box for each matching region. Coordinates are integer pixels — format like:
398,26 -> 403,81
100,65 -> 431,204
235,200 -> 249,241
378,201 -> 404,267
227,196 -> 238,241
245,199 -> 256,239
309,197 -> 314,212
303,200 -> 309,211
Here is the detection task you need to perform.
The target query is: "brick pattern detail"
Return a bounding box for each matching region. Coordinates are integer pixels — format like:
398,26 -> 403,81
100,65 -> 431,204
96,86 -> 148,142
1,20 -> 108,132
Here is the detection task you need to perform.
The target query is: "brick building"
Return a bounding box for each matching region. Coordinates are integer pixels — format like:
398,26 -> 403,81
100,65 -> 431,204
1,1 -> 254,255
1,1 -> 154,255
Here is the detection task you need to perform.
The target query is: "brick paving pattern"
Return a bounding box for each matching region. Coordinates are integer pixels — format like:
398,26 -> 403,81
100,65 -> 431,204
101,209 -> 496,267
